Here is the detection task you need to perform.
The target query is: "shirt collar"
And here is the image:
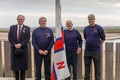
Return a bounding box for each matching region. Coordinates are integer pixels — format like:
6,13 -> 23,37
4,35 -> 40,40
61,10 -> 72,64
17,24 -> 23,28
67,28 -> 73,30
40,26 -> 46,28
89,24 -> 96,27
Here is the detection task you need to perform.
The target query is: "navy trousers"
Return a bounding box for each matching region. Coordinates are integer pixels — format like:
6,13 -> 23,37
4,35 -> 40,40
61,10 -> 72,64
35,51 -> 51,80
84,50 -> 101,80
65,51 -> 77,80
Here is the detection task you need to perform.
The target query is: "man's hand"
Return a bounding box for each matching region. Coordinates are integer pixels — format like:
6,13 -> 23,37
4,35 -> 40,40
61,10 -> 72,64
76,47 -> 81,54
15,43 -> 22,48
100,40 -> 104,44
38,50 -> 44,55
43,50 -> 48,55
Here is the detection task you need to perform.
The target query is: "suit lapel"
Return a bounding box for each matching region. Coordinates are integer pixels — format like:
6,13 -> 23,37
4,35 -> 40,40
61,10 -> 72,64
14,25 -> 18,41
20,25 -> 25,38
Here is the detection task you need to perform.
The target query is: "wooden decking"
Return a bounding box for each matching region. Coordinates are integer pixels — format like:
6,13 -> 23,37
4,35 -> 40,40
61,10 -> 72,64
0,78 -> 42,80
0,78 -> 83,80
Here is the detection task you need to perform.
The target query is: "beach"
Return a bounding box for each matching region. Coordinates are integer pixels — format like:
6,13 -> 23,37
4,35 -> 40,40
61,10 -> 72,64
0,32 -> 120,40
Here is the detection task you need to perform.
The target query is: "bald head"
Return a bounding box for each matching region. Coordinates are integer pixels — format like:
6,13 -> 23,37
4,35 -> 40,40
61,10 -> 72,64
66,20 -> 73,30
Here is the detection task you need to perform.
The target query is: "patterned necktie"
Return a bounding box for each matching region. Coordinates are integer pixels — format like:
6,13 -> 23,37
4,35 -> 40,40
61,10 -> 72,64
18,26 -> 21,41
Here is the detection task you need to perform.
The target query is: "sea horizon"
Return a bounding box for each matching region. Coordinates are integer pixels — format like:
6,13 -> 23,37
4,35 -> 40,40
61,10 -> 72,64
0,26 -> 120,33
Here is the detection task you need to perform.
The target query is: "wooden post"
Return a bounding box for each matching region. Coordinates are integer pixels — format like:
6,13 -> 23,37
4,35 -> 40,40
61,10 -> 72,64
100,45 -> 103,80
4,41 -> 13,77
90,60 -> 94,80
26,42 -> 32,78
105,43 -> 113,80
0,41 -> 2,77
77,49 -> 82,79
115,43 -> 120,80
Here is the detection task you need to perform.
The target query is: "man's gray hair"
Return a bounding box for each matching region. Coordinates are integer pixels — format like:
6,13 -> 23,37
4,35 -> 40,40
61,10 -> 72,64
17,15 -> 25,19
39,16 -> 47,22
88,14 -> 95,19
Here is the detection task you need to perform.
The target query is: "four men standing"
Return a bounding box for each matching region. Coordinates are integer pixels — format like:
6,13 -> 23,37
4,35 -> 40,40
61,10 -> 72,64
8,14 -> 105,80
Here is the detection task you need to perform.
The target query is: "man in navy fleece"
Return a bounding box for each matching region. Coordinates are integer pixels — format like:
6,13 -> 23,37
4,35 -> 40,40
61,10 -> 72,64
64,20 -> 82,80
32,17 -> 54,80
83,14 -> 105,80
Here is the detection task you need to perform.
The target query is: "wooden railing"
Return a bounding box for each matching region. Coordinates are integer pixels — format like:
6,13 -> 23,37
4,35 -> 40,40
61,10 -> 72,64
0,40 -> 120,80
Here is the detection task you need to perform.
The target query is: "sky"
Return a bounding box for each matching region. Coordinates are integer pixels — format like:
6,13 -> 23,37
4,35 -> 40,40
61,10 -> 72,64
0,0 -> 120,28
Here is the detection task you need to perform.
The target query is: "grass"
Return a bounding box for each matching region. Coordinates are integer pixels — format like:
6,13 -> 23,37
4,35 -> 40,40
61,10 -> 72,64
0,27 -> 120,33
104,28 -> 120,33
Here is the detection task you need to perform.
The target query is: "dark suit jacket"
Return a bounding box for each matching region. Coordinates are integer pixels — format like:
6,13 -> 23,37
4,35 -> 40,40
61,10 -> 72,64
8,24 -> 30,71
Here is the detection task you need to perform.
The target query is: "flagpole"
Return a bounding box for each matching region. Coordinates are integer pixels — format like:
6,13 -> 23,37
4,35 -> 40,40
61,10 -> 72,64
52,0 -> 70,79
56,0 -> 61,28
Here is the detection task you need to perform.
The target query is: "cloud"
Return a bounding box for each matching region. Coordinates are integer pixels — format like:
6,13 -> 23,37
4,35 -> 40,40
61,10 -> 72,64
113,2 -> 120,7
0,0 -> 55,12
0,0 -> 120,27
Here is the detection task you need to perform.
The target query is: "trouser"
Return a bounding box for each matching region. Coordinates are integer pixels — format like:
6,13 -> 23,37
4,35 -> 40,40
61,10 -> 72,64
84,50 -> 100,80
35,52 -> 51,80
14,70 -> 25,80
65,51 -> 77,80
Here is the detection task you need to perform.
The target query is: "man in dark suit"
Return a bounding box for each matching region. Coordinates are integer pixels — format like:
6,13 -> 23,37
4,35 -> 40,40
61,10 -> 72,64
8,15 -> 30,80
